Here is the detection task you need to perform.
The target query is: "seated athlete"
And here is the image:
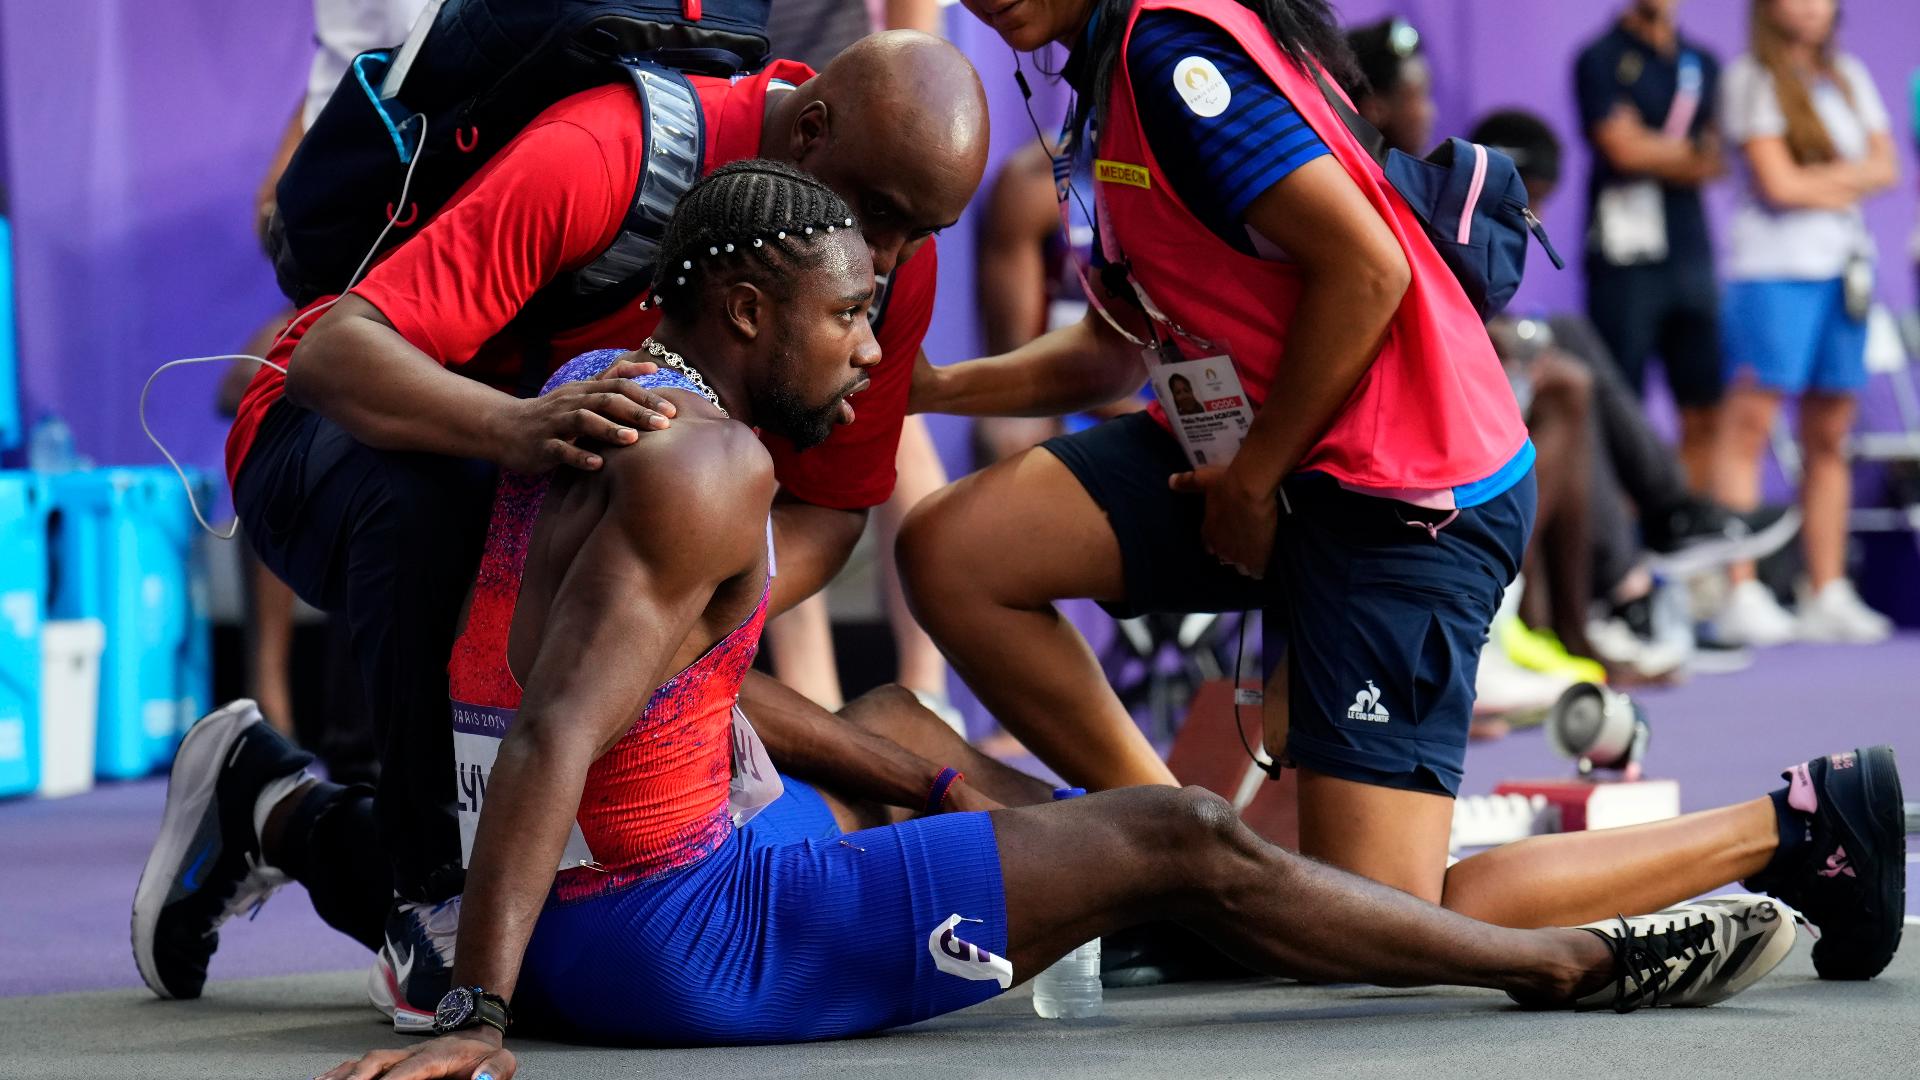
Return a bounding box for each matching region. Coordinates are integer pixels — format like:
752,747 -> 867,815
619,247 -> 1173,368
311,162 -> 1791,1077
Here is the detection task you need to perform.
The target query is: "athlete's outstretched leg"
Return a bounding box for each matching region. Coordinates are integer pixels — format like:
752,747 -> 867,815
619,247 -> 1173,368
990,786 -> 1792,1008
992,786 -> 1600,999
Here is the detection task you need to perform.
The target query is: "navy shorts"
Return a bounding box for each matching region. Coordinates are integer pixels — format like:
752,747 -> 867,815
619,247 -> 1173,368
1585,257 -> 1725,408
1041,413 -> 1261,617
1043,414 -> 1535,796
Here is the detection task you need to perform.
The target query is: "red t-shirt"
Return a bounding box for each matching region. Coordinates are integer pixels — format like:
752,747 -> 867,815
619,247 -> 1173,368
227,63 -> 935,511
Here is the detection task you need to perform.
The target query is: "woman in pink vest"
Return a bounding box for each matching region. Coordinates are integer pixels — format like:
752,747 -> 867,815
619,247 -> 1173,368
900,0 -> 1903,976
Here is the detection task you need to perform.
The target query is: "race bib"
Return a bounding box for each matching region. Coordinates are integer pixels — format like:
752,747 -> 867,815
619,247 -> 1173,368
728,705 -> 784,827
1594,181 -> 1668,266
1148,352 -> 1252,468
451,700 -> 596,872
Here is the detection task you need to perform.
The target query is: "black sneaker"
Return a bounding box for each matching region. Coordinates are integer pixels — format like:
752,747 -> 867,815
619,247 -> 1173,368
1746,746 -> 1906,980
1646,501 -> 1800,577
368,896 -> 460,1033
131,700 -> 313,999
1560,896 -> 1796,1012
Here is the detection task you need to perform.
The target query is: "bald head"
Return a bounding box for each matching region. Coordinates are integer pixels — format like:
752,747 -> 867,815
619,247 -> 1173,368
772,31 -> 990,276
818,31 -> 989,168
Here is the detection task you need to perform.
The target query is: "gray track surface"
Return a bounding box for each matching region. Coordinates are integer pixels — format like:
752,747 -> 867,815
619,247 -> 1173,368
1,941 -> 1909,1080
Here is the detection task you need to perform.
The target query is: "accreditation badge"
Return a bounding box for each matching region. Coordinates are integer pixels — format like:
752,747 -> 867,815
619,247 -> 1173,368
1147,350 -> 1252,468
1594,180 -> 1668,265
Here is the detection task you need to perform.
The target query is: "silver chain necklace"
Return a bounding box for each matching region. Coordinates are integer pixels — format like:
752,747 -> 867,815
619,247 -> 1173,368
640,337 -> 728,418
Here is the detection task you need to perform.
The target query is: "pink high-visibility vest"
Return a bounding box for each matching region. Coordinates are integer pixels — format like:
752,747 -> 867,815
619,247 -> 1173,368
1100,0 -> 1527,493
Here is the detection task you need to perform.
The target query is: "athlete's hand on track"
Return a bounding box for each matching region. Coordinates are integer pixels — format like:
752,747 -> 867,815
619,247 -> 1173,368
492,354 -> 677,474
313,1031 -> 515,1080
1169,464 -> 1276,580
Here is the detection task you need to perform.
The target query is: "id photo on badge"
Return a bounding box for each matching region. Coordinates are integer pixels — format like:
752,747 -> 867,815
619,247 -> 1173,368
1149,355 -> 1252,468
1167,372 -> 1207,415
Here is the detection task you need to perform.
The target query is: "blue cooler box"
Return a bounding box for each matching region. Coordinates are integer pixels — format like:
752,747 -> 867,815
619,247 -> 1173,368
0,472 -> 50,796
50,468 -> 212,778
0,211 -> 22,451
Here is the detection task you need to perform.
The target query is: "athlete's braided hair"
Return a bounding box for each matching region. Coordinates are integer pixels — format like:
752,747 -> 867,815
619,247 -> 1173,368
645,159 -> 859,316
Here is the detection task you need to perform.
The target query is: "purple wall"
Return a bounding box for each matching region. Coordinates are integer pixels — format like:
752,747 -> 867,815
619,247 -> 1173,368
0,0 -> 310,480
0,1 -> 1915,483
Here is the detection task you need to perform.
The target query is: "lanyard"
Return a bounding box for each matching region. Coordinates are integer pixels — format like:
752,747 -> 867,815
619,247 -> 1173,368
1662,52 -> 1703,140
1050,98 -> 1148,349
1042,78 -> 1218,359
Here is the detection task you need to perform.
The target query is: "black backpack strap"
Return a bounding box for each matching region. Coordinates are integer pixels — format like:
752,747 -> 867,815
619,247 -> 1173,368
512,57 -> 705,346
565,58 -> 706,300
1309,66 -> 1388,168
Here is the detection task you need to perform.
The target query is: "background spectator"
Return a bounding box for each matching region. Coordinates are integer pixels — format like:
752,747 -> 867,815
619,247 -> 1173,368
1714,0 -> 1900,646
1477,108 -> 1797,681
1576,0 -> 1727,493
1345,17 -> 1436,156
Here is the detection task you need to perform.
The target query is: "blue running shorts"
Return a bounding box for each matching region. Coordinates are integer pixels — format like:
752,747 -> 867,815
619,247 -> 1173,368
1722,278 -> 1868,394
737,776 -> 843,846
517,810 -> 1009,1045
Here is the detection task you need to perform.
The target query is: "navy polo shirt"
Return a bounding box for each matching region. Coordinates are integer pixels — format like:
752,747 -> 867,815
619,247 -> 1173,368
1574,22 -> 1720,265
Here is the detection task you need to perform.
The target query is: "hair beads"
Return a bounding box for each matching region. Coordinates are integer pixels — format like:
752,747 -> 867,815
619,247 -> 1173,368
646,159 -> 860,313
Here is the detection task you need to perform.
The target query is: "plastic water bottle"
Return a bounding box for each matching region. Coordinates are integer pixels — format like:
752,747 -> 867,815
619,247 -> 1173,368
28,413 -> 84,474
1032,787 -> 1103,1019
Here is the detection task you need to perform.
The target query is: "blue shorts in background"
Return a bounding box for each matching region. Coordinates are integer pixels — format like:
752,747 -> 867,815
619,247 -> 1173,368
517,805 -> 1009,1046
1722,278 -> 1868,394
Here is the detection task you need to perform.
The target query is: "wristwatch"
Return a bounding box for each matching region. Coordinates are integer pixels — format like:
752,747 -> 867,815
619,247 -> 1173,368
432,986 -> 512,1036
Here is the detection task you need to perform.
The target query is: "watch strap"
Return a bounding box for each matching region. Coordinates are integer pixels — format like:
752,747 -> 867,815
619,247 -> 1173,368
470,990 -> 512,1035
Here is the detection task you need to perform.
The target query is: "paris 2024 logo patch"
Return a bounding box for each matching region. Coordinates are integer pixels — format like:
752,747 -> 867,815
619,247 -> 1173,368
1173,56 -> 1231,118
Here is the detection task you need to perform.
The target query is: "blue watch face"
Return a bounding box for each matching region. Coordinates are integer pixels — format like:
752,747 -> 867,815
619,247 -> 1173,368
435,988 -> 475,1032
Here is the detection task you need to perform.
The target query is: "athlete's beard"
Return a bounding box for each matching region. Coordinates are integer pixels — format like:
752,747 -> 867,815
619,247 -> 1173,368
758,334 -> 859,452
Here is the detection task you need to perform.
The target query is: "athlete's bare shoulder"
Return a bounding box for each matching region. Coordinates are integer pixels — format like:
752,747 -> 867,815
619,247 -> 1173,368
597,401 -> 774,579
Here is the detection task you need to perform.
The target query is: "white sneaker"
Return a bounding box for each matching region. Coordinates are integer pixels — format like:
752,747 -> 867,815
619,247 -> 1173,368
1586,616 -> 1691,679
368,896 -> 462,1032
1713,580 -> 1798,648
1561,895 -> 1796,1011
1474,643 -> 1574,717
1795,579 -> 1893,644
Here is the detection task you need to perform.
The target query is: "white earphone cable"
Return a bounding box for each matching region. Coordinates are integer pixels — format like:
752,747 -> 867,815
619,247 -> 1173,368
138,114 -> 429,539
